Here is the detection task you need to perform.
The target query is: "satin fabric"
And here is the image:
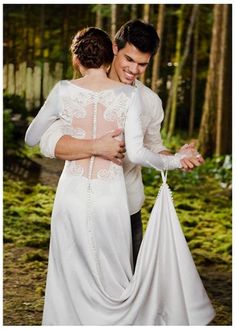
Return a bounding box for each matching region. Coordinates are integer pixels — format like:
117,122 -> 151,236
43,170 -> 215,325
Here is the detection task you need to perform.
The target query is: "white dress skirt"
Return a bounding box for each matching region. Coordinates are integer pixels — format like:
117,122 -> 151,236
25,81 -> 215,325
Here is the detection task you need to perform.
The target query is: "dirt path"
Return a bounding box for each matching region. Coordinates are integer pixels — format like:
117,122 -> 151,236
3,156 -> 232,325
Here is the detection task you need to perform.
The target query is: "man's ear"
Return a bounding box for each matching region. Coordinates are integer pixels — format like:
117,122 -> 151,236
112,43 -> 119,56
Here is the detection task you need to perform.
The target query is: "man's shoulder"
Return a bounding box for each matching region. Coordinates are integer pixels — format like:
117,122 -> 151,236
135,80 -> 162,106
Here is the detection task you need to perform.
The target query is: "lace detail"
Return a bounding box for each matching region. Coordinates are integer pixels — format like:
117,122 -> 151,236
72,127 -> 86,139
60,93 -> 92,123
61,87 -> 132,179
63,125 -> 86,139
103,91 -> 131,128
67,162 -> 84,176
61,89 -> 130,126
97,163 -> 122,181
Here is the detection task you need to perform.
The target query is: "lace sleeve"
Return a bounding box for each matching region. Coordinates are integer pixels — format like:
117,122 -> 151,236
125,90 -> 182,171
25,81 -> 62,146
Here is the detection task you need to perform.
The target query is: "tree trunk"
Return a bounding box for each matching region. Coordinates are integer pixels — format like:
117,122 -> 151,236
151,4 -> 165,93
140,4 -> 150,84
39,5 -> 45,104
167,4 -> 199,140
111,4 -> 117,39
143,3 -> 150,22
95,4 -> 102,28
198,5 -> 223,156
167,5 -> 185,140
188,6 -> 199,137
215,5 -> 231,155
221,5 -> 232,155
131,4 -> 137,20
163,80 -> 173,133
62,6 -> 69,78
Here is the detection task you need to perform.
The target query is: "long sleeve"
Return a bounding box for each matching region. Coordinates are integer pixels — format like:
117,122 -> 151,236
135,81 -> 168,154
25,81 -> 62,146
125,90 -> 182,171
142,96 -> 167,154
39,119 -> 65,158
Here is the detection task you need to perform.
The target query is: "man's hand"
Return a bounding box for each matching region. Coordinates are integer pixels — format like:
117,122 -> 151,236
93,128 -> 126,165
178,142 -> 204,171
159,143 -> 204,171
180,156 -> 202,171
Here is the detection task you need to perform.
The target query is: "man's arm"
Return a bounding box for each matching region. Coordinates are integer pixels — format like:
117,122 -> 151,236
142,92 -> 203,170
55,131 -> 125,165
40,120 -> 125,165
159,144 -> 204,170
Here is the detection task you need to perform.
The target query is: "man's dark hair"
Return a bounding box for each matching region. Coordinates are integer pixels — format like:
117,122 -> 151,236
71,27 -> 113,69
114,19 -> 160,57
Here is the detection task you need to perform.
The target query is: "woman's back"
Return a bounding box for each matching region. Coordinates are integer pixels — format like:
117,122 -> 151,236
60,80 -> 135,180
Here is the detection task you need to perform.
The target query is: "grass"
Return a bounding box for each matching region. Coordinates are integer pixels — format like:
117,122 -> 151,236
3,155 -> 232,325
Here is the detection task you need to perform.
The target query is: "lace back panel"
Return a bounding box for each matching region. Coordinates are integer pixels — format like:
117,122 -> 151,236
60,84 -> 134,180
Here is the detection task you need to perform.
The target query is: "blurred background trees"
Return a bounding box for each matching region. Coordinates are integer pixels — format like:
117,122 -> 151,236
3,4 -> 232,157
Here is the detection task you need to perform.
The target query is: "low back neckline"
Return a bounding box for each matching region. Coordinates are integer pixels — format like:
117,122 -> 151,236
65,80 -> 132,94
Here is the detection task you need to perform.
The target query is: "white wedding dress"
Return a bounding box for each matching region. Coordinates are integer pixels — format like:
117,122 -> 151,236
25,80 -> 215,325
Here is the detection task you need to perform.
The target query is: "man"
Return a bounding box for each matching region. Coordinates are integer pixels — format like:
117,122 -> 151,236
39,20 -> 202,267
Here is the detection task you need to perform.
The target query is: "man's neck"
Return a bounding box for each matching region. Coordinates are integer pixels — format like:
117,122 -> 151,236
108,65 -> 119,82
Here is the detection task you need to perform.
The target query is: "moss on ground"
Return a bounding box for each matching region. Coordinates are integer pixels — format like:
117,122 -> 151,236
3,155 -> 232,325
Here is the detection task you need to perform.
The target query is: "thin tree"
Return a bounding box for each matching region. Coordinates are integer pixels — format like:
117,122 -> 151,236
140,4 -> 150,84
62,5 -> 69,78
198,5 -> 223,156
151,4 -> 165,93
165,4 -> 199,140
215,4 -> 230,156
111,4 -> 117,39
143,3 -> 150,22
221,5 -> 232,155
163,6 -> 185,134
39,4 -> 45,104
188,6 -> 199,137
131,4 -> 137,20
95,4 -> 102,28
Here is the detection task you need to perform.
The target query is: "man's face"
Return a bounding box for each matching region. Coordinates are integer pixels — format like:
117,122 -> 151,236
111,43 -> 151,85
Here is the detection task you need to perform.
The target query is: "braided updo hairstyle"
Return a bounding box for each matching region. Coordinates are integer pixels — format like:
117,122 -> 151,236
71,27 -> 114,69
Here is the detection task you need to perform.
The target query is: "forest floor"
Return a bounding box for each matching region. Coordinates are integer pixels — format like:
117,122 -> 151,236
3,156 -> 232,325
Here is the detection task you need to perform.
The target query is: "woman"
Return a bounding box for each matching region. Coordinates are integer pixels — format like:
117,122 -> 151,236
25,27 -> 214,325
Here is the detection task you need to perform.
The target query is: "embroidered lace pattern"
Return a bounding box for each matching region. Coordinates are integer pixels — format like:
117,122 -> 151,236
61,89 -> 130,180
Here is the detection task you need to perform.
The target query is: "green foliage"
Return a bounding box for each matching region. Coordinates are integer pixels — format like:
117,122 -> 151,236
4,94 -> 28,119
3,176 -> 55,248
161,130 -> 188,152
3,94 -> 29,152
3,93 -> 43,157
19,144 -> 42,158
91,4 -> 111,17
3,109 -> 15,150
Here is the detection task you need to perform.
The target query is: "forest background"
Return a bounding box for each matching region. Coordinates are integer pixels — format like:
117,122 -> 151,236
3,3 -> 232,326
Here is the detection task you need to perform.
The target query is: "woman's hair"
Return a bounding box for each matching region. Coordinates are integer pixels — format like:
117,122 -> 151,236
115,19 -> 160,58
71,27 -> 113,69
